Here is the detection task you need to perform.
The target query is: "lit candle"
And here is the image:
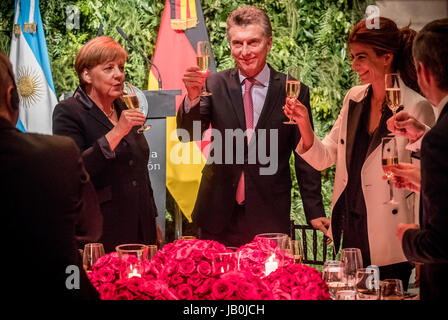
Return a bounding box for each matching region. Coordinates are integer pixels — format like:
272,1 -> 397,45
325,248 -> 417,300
265,254 -> 278,276
128,266 -> 142,278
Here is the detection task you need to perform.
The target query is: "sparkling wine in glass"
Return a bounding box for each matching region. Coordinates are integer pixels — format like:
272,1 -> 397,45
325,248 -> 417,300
284,66 -> 301,124
286,238 -> 303,264
382,136 -> 399,205
385,73 -> 402,137
197,41 -> 212,96
121,82 -> 150,134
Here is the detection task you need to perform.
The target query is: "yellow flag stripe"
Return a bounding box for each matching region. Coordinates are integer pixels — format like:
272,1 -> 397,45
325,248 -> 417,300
148,72 -> 205,222
189,0 -> 197,19
180,0 -> 187,20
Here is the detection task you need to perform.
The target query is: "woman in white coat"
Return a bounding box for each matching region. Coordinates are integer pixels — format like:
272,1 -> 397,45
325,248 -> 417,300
284,17 -> 435,289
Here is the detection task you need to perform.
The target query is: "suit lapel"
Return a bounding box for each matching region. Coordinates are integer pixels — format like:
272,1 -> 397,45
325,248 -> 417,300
345,99 -> 364,173
228,68 -> 246,130
255,67 -> 282,131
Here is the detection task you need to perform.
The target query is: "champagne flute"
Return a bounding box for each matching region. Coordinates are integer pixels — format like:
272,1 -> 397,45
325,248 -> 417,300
82,243 -> 105,273
121,82 -> 150,134
197,41 -> 212,96
385,73 -> 402,137
322,260 -> 346,300
340,248 -> 363,289
382,136 -> 399,205
284,66 -> 301,124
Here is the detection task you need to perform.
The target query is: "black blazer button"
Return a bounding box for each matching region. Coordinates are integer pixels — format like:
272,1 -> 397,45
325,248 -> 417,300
392,209 -> 398,215
129,160 -> 135,166
340,139 -> 344,145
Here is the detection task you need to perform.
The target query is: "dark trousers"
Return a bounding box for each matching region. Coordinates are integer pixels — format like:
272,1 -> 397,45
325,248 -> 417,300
200,202 -> 253,247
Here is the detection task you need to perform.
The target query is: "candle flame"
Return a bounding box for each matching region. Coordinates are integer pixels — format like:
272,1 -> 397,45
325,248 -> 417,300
128,267 -> 142,278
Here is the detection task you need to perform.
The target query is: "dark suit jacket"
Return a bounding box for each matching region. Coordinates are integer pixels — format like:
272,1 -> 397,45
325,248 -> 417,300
0,117 -> 100,300
177,65 -> 325,241
53,86 -> 158,253
402,102 -> 448,300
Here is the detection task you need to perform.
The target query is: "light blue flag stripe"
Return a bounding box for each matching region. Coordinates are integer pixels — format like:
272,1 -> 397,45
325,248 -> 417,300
14,0 -> 56,95
16,118 -> 26,132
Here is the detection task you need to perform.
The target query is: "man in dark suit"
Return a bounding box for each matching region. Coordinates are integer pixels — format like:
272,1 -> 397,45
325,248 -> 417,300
177,6 -> 326,246
0,51 -> 101,300
390,19 -> 448,300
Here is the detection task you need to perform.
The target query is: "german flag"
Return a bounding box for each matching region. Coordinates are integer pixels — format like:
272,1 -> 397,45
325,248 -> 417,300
148,0 -> 216,222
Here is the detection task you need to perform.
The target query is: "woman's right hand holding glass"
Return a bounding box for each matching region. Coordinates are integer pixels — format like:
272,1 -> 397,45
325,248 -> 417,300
106,109 -> 146,150
283,98 -> 315,152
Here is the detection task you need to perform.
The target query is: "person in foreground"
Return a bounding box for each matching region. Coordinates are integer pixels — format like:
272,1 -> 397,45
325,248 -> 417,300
53,36 -> 160,253
389,19 -> 448,300
177,6 -> 327,246
0,51 -> 100,300
284,17 -> 435,288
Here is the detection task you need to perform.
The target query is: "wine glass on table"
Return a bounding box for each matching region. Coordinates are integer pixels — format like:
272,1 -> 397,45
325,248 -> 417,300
385,73 -> 402,135
382,136 -> 399,205
286,238 -> 303,264
82,243 -> 105,273
380,279 -> 405,300
284,66 -> 301,124
355,268 -> 380,300
340,248 -> 363,290
197,41 -> 212,96
121,82 -> 150,134
322,260 -> 345,300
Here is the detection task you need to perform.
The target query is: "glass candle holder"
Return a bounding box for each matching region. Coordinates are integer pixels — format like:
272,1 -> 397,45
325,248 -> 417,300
254,233 -> 289,277
211,251 -> 240,274
116,244 -> 147,279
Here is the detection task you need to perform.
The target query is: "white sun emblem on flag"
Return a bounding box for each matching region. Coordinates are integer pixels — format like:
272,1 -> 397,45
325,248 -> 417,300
16,65 -> 43,108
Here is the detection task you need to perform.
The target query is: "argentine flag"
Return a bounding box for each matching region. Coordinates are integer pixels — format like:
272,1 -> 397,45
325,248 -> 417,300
9,0 -> 57,134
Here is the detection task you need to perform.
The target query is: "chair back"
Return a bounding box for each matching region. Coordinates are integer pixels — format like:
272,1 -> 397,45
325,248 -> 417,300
289,220 -> 336,266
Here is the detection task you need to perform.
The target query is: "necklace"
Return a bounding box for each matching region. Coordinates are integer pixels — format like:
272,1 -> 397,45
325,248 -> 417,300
105,106 -> 115,118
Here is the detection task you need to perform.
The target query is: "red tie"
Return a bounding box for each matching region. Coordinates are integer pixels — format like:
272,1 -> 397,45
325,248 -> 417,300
236,78 -> 255,204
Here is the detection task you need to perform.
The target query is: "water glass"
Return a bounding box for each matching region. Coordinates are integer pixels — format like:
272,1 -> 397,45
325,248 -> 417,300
322,260 -> 345,299
340,248 -> 363,289
335,290 -> 357,300
82,243 -> 105,273
355,268 -> 380,300
380,279 -> 405,300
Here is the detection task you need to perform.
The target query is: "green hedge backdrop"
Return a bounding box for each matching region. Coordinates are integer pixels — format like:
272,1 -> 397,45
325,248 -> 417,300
0,0 -> 374,243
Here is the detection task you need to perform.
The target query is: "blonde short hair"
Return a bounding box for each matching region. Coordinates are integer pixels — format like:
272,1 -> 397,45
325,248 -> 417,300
75,36 -> 128,86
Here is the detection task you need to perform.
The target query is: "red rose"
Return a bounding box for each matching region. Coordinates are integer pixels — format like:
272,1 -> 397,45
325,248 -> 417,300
98,283 -> 117,300
176,284 -> 193,300
179,258 -> 196,274
197,260 -> 212,276
211,278 -> 235,299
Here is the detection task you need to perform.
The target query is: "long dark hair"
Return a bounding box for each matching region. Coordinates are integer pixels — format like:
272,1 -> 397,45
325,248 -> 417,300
348,17 -> 420,94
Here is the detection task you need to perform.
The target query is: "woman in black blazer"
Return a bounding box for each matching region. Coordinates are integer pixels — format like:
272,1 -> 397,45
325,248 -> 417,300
53,36 -> 159,253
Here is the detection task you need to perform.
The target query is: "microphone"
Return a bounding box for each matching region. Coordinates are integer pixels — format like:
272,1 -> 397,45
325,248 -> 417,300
116,26 -> 162,90
97,23 -> 103,36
